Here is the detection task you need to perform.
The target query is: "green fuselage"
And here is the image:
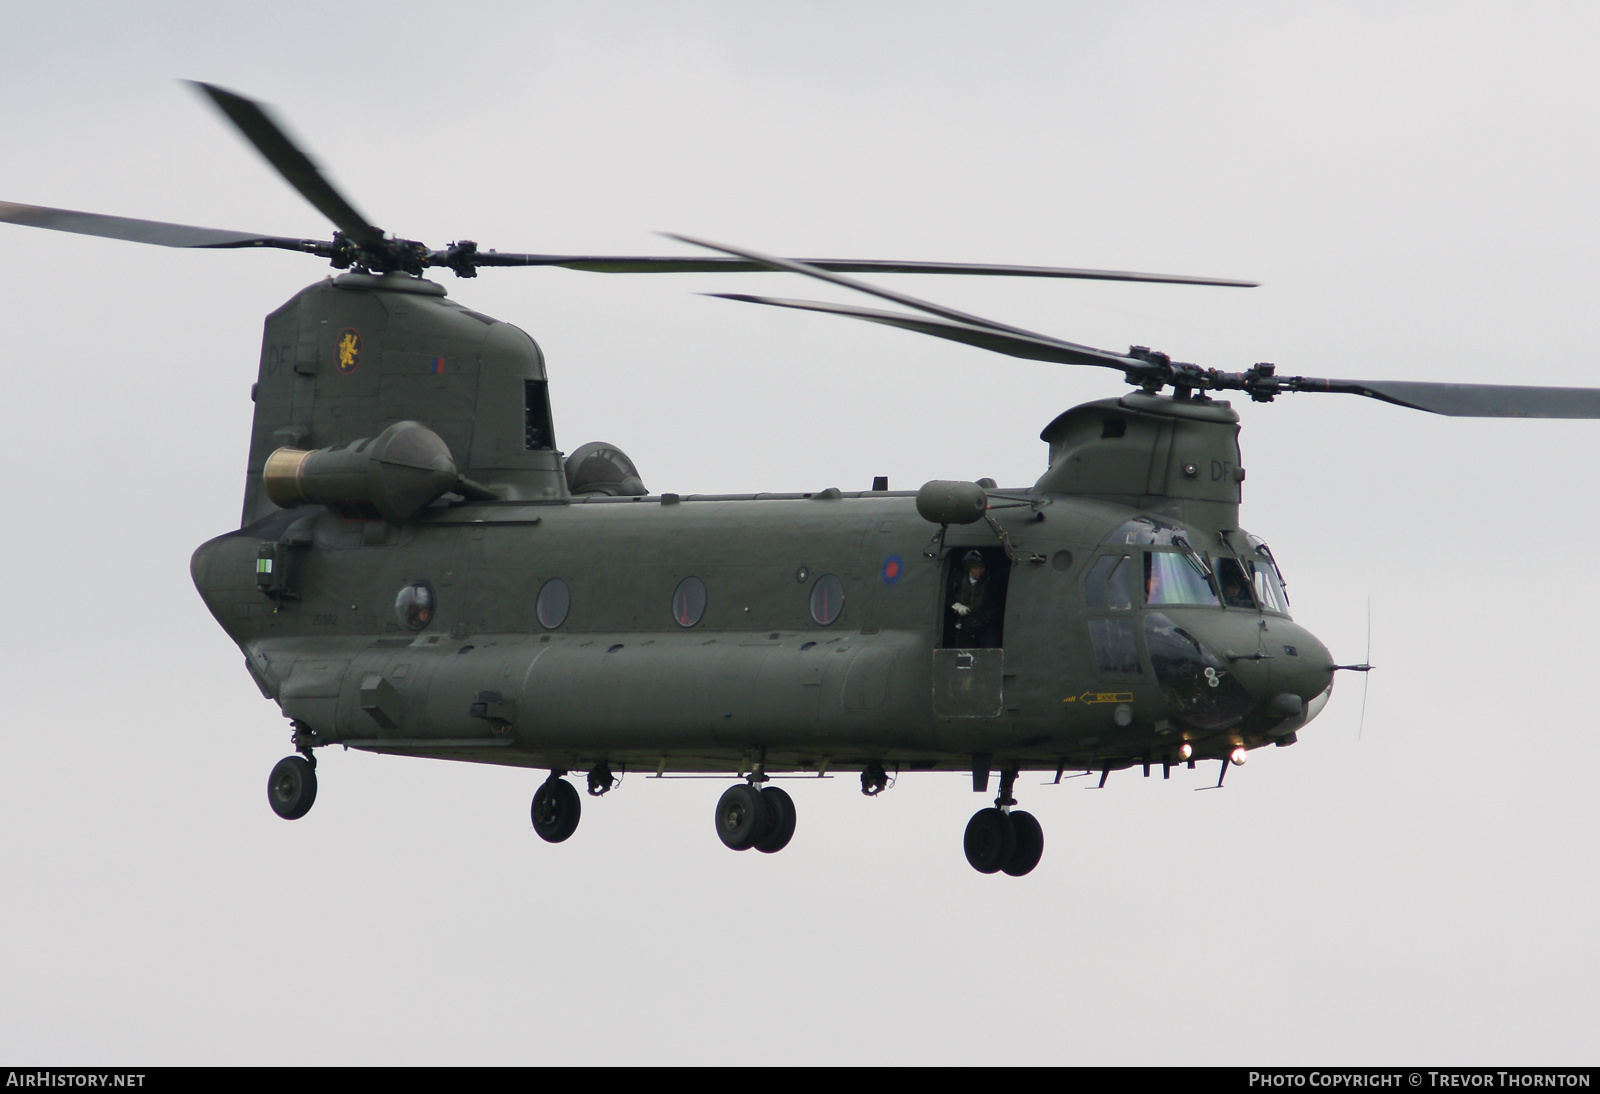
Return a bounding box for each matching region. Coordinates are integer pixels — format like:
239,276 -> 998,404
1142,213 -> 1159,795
193,487 -> 1333,777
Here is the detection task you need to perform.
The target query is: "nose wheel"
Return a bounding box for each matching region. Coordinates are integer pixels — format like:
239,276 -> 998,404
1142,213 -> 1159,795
962,769 -> 1044,876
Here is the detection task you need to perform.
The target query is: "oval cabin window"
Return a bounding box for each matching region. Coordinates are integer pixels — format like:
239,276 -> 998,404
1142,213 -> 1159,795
395,581 -> 435,631
809,574 -> 845,626
536,578 -> 571,629
672,576 -> 707,628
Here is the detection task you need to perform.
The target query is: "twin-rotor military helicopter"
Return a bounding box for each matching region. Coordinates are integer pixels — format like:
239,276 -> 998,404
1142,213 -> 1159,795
9,85 -> 1599,876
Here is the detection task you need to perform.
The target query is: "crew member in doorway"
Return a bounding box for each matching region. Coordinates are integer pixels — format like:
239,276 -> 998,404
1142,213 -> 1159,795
949,550 -> 1001,648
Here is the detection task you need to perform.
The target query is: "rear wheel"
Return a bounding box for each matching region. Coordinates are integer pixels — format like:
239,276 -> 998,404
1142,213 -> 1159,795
1001,810 -> 1044,876
531,777 -> 581,843
715,784 -> 769,851
267,755 -> 317,821
963,807 -> 1015,873
754,786 -> 796,853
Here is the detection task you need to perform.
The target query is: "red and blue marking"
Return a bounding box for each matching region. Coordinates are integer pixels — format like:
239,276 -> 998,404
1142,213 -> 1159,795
431,357 -> 446,375
882,555 -> 903,585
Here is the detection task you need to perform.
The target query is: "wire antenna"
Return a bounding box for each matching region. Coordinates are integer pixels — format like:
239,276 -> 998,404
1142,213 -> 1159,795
1358,597 -> 1373,739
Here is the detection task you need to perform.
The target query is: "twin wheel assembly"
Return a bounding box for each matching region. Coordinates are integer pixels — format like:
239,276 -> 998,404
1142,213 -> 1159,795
712,783 -> 797,853
267,755 -> 1040,876
962,806 -> 1044,877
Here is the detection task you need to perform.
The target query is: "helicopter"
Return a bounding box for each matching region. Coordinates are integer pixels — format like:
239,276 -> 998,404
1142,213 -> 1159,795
9,85 -> 1600,879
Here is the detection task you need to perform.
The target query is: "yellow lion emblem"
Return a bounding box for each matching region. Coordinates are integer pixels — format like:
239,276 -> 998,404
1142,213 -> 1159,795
337,329 -> 361,373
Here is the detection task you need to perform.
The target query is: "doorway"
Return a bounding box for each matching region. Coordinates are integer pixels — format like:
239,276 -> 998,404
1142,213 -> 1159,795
939,546 -> 1011,649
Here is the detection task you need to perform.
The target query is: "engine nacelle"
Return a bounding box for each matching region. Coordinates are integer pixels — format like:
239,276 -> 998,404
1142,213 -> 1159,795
263,420 -> 460,524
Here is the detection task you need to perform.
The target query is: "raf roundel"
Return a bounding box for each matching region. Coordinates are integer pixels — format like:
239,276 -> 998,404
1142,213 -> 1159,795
882,555 -> 904,585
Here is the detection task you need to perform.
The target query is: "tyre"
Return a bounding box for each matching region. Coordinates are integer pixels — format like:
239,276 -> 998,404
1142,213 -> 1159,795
1001,809 -> 1044,876
715,784 -> 769,851
267,755 -> 318,821
531,777 -> 582,843
962,807 -> 1015,874
754,786 -> 796,854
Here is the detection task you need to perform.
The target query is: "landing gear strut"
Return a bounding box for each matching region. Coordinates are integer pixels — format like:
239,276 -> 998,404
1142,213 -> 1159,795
962,768 -> 1044,876
267,721 -> 319,820
714,782 -> 797,853
531,772 -> 581,842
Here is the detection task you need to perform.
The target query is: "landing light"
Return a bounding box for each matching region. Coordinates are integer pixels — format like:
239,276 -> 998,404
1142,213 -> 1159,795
1178,742 -> 1194,760
1230,747 -> 1248,766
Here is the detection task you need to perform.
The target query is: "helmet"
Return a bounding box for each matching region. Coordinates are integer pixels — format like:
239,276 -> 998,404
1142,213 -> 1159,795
962,550 -> 985,566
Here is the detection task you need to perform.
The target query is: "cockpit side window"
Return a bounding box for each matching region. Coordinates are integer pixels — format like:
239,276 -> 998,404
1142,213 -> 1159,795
1213,557 -> 1258,609
1247,559 -> 1291,615
1106,556 -> 1134,610
1085,553 -> 1136,610
1240,535 -> 1292,614
1144,550 -> 1220,607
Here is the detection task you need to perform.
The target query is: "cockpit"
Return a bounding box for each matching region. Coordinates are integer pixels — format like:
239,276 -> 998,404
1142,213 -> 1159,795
1078,516 -> 1327,736
1091,516 -> 1291,615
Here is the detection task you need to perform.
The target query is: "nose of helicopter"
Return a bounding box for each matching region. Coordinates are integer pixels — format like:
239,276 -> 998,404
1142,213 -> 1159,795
1255,617 -> 1336,723
1143,610 -> 1335,735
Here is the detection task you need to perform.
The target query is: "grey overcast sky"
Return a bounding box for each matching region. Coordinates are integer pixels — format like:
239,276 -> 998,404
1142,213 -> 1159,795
1,1 -> 1596,1065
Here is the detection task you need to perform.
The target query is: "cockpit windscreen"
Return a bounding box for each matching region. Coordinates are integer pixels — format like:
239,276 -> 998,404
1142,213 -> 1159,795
1144,550 -> 1219,607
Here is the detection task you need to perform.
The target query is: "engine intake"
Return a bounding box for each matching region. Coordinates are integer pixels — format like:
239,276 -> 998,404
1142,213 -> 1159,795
564,442 -> 647,497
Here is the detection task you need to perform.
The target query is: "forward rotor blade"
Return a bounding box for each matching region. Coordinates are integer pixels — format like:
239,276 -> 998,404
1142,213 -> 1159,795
472,251 -> 1258,285
670,233 -> 1079,341
707,293 -> 1137,371
0,200 -> 319,252
1295,378 -> 1600,417
188,82 -> 385,249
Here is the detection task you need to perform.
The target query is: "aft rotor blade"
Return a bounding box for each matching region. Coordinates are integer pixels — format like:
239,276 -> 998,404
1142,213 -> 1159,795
707,293 -> 1138,371
188,82 -> 385,249
0,200 -> 321,252
1293,378 -> 1600,417
473,251 -> 1258,286
671,233 -> 1084,341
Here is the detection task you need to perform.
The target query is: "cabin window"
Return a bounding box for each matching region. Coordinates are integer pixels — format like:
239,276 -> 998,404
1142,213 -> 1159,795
809,574 -> 845,625
536,578 -> 571,629
672,576 -> 708,627
395,581 -> 435,631
1144,550 -> 1219,607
